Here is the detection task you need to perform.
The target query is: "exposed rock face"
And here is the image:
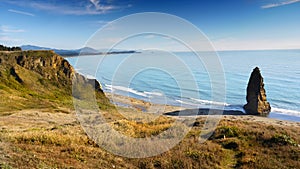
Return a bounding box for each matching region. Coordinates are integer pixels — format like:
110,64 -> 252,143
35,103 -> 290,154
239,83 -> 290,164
0,50 -> 110,111
1,50 -> 74,84
0,50 -> 104,91
244,67 -> 271,115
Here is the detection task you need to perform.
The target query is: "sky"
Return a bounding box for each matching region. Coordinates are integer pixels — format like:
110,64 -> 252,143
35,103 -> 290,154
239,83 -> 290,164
0,0 -> 300,51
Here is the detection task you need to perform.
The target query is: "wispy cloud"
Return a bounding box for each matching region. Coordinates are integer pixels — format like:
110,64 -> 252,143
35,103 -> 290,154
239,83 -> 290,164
96,20 -> 112,25
89,0 -> 116,12
0,36 -> 22,42
3,0 -> 131,15
0,25 -> 24,44
8,9 -> 35,16
0,25 -> 25,33
261,0 -> 300,9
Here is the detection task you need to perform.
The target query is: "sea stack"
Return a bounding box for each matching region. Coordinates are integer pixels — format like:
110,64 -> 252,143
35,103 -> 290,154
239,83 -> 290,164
244,67 -> 271,116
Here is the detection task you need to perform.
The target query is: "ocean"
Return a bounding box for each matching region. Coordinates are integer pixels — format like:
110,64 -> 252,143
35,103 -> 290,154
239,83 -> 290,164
66,49 -> 300,122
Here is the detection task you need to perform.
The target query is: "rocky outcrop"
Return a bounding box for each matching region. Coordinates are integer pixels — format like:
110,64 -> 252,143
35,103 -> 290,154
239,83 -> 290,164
0,50 -> 103,90
0,50 -> 75,86
244,67 -> 271,115
0,50 -> 110,111
2,51 -> 75,85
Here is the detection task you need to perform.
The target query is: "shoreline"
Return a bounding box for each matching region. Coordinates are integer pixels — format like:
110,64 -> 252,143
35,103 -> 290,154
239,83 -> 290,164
105,92 -> 300,124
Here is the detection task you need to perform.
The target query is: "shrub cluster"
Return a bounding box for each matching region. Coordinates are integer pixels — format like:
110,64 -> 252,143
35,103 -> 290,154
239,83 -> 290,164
0,44 -> 21,51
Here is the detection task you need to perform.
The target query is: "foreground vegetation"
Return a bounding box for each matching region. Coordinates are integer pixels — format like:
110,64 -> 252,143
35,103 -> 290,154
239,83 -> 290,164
0,110 -> 299,169
0,45 -> 21,52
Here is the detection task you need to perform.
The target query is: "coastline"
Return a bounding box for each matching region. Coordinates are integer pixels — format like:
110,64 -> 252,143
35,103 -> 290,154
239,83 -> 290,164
66,49 -> 300,123
105,92 -> 300,126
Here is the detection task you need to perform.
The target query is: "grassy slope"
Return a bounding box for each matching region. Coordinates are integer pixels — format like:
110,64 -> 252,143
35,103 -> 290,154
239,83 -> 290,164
0,51 -> 299,168
0,50 -> 111,113
0,51 -> 72,112
1,113 -> 299,169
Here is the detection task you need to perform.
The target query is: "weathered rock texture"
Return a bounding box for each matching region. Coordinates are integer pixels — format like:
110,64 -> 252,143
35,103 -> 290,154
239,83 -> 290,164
0,50 -> 75,86
244,67 -> 271,115
0,50 -> 110,111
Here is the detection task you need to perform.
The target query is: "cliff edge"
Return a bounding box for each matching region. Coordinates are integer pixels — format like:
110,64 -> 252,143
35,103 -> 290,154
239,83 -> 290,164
0,50 -> 111,112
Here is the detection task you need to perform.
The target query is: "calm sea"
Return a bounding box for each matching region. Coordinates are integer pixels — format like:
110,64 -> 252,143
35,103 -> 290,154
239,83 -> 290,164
67,50 -> 300,122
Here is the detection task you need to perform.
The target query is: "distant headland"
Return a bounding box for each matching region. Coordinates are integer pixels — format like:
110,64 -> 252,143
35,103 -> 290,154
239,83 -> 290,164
20,45 -> 140,57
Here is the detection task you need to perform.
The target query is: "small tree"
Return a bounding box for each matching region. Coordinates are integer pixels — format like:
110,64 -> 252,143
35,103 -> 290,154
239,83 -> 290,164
0,44 -> 22,51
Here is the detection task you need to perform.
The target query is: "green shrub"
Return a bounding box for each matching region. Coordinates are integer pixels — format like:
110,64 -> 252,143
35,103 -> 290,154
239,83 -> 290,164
185,150 -> 200,160
269,134 -> 297,146
212,126 -> 240,139
222,140 -> 239,150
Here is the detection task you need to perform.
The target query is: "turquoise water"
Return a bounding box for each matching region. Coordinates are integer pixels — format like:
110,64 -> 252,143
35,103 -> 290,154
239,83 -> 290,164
67,49 -> 300,122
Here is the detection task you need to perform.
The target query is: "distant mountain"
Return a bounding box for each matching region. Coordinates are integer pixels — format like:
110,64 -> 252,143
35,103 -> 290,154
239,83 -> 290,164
21,45 -> 81,56
80,47 -> 99,54
20,45 -> 53,51
20,45 -> 138,57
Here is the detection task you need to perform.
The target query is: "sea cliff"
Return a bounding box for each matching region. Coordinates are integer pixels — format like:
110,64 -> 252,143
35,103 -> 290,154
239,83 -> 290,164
0,50 -> 110,112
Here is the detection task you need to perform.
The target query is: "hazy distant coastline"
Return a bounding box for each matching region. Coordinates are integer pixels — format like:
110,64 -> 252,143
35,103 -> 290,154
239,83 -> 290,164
20,45 -> 140,57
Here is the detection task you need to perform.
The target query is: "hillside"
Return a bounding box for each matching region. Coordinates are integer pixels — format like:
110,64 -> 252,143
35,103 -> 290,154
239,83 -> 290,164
0,50 -> 111,112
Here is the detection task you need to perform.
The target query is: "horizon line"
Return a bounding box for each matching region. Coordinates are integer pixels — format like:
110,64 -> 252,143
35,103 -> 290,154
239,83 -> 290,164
2,44 -> 300,52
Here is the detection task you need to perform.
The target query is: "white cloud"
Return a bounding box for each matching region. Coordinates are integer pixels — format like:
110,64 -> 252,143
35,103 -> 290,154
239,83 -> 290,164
0,36 -> 22,42
8,9 -> 35,16
89,0 -> 116,11
0,25 -> 25,45
95,20 -> 113,25
261,0 -> 300,9
4,0 -> 129,15
30,1 -> 115,15
0,25 -> 25,33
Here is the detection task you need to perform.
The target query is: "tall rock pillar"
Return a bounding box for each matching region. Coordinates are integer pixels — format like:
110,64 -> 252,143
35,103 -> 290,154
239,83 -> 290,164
244,67 -> 271,115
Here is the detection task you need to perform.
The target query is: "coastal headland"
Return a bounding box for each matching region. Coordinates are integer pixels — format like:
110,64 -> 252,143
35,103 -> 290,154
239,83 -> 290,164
0,50 -> 299,168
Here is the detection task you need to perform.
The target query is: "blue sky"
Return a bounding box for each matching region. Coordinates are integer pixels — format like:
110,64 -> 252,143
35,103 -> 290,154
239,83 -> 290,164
0,0 -> 300,51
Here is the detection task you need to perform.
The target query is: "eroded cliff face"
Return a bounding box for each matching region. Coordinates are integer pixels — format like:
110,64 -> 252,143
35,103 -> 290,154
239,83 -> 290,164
0,50 -> 74,86
0,50 -> 110,111
244,67 -> 271,115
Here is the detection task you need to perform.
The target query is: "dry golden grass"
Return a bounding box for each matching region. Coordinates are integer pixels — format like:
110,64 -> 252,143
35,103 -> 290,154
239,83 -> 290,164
0,107 -> 299,169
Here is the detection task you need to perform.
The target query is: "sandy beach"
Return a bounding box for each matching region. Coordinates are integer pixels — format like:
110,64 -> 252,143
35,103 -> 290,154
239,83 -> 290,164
105,92 -> 300,128
1,92 -> 299,133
